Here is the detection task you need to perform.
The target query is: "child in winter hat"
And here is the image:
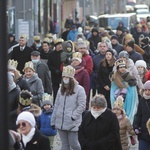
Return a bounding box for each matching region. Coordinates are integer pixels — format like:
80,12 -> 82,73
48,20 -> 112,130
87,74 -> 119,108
37,93 -> 57,149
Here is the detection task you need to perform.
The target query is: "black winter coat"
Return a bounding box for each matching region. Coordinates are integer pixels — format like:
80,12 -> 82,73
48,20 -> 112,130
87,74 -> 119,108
47,50 -> 63,84
21,129 -> 51,150
78,109 -> 122,150
112,43 -> 124,55
128,50 -> 143,63
11,46 -> 33,74
133,97 -> 150,141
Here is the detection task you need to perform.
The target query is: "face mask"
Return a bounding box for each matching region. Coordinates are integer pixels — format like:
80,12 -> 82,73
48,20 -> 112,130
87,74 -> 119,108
117,114 -> 123,119
32,59 -> 39,64
91,108 -> 106,119
36,43 -> 41,48
63,78 -> 69,84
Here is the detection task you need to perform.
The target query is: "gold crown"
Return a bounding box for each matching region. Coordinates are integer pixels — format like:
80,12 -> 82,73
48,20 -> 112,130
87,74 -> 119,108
34,36 -> 40,41
54,38 -> 64,45
46,33 -> 53,38
42,93 -> 52,101
62,65 -> 75,78
19,96 -> 31,106
20,34 -> 27,39
43,37 -> 50,43
113,96 -> 124,110
72,52 -> 82,59
8,59 -> 18,70
85,26 -> 91,30
23,61 -> 35,72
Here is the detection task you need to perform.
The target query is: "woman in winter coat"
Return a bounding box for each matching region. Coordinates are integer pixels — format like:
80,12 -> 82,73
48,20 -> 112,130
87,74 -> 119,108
23,61 -> 44,106
71,52 -> 90,109
51,65 -> 86,150
98,49 -> 116,109
112,96 -> 136,150
16,111 -> 50,150
133,80 -> 150,150
78,94 -> 122,150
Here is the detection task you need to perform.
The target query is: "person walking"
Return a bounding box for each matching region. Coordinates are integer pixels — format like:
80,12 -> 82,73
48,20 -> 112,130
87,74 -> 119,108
51,65 -> 86,150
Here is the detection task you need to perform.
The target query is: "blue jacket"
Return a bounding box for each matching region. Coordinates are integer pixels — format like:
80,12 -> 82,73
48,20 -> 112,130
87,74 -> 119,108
37,109 -> 57,136
128,50 -> 143,63
67,30 -> 78,41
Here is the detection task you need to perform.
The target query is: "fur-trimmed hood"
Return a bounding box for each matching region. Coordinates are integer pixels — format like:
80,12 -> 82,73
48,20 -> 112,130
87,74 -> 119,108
146,118 -> 150,134
29,103 -> 42,117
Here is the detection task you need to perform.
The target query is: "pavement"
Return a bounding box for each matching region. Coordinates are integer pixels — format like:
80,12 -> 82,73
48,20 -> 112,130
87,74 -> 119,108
52,133 -> 138,150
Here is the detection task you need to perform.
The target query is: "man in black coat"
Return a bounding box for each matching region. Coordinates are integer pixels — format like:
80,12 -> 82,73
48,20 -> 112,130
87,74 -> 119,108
111,35 -> 124,55
47,38 -> 64,102
11,34 -> 33,74
126,40 -> 143,63
78,95 -> 122,150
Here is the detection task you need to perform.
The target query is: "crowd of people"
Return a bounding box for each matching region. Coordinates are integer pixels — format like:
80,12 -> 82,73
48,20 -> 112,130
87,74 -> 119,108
8,15 -> 150,150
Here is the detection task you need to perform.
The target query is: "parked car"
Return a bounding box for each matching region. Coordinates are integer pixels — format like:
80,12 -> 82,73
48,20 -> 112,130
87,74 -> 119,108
136,9 -> 150,22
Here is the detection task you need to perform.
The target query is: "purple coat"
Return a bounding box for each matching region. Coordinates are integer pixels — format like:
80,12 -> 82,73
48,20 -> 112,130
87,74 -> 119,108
74,67 -> 90,96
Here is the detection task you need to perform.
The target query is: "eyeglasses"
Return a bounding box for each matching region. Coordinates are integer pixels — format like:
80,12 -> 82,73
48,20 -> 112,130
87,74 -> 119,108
17,122 -> 26,128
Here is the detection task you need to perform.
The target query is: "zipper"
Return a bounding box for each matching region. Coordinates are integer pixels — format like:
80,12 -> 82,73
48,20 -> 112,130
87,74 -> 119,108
61,94 -> 67,130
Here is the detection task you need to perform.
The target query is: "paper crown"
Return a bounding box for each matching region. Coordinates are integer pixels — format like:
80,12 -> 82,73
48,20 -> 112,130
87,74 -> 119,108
42,93 -> 52,101
62,65 -> 75,78
72,52 -> 82,59
8,59 -> 18,70
19,90 -> 32,107
46,33 -> 53,38
54,38 -> 64,45
20,34 -> 27,39
85,26 -> 91,30
34,36 -> 40,41
115,60 -> 126,69
43,37 -> 50,43
23,61 -> 35,72
113,96 -> 124,110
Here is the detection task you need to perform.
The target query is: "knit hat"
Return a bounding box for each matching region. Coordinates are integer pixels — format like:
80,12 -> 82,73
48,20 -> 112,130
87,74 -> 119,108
119,51 -> 129,59
78,27 -> 83,35
16,111 -> 36,127
116,26 -> 123,32
113,96 -> 125,112
115,59 -> 126,69
72,52 -> 82,63
135,60 -> 147,69
62,65 -> 75,78
8,59 -> 18,70
127,41 -> 134,49
106,49 -> 114,56
111,35 -> 118,40
144,81 -> 150,89
41,93 -> 53,107
76,41 -> 87,49
23,61 -> 35,72
19,90 -> 32,107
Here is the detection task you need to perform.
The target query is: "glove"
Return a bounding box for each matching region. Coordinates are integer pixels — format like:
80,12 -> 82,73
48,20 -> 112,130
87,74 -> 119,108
51,125 -> 56,130
134,129 -> 141,135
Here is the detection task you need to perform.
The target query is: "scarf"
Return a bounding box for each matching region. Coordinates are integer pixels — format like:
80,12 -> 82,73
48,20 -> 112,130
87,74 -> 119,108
143,92 -> 150,100
91,108 -> 106,119
22,127 -> 35,147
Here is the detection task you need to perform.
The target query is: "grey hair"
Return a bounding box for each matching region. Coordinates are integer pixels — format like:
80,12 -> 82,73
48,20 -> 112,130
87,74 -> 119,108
91,94 -> 107,108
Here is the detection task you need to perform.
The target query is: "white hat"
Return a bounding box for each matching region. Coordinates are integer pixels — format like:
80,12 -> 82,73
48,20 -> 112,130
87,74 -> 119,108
135,60 -> 147,69
16,111 -> 36,127
62,65 -> 75,78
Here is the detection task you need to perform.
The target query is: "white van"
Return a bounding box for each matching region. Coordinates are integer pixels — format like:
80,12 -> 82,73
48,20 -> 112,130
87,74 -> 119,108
98,13 -> 137,33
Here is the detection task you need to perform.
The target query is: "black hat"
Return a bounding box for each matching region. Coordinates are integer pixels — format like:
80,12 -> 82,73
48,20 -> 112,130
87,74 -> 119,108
92,27 -> 99,33
111,35 -> 118,40
106,49 -> 114,56
127,41 -> 134,49
31,51 -> 41,56
116,26 -> 123,32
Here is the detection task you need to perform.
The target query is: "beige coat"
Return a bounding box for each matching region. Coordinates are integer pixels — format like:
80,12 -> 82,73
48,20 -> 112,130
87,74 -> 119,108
119,116 -> 135,150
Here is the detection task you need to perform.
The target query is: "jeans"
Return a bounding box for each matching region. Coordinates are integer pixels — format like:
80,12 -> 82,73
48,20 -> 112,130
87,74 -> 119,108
139,140 -> 150,150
